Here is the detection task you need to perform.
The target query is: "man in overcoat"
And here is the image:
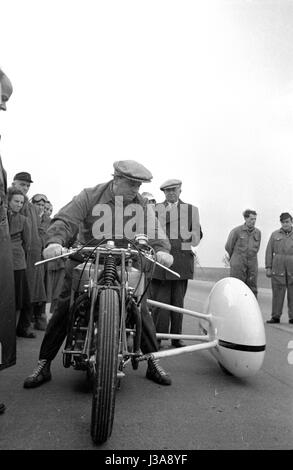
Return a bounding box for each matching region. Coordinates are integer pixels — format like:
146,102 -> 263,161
0,67 -> 15,414
150,179 -> 201,348
12,172 -> 47,336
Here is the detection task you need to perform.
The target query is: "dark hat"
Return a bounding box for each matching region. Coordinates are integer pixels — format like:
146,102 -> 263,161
160,178 -> 182,191
0,69 -> 13,111
280,212 -> 292,222
113,160 -> 152,183
13,172 -> 34,183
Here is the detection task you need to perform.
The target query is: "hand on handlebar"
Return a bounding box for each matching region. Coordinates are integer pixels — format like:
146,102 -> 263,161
156,251 -> 174,268
43,243 -> 67,260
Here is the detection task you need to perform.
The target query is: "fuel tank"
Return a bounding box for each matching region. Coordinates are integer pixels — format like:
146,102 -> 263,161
125,266 -> 145,297
72,262 -> 145,296
72,263 -> 103,292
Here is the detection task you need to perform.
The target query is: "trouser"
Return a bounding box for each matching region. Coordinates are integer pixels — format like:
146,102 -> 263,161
39,260 -> 158,361
16,276 -> 32,333
150,279 -> 188,334
17,302 -> 46,332
271,275 -> 293,320
32,302 -> 47,319
230,257 -> 258,297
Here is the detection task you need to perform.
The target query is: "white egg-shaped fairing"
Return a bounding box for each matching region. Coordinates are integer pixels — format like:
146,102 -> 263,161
201,277 -> 266,377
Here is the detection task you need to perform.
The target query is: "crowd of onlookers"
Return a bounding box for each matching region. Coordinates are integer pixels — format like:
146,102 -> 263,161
8,171 -> 65,339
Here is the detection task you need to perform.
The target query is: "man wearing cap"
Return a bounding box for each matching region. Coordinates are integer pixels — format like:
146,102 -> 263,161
0,67 -> 15,414
265,212 -> 293,324
225,209 -> 261,298
150,179 -> 201,348
23,160 -> 174,388
12,173 -> 47,335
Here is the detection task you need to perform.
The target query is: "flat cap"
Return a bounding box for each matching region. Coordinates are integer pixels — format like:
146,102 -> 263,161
13,172 -> 34,183
160,178 -> 182,191
113,160 -> 152,183
0,69 -> 13,111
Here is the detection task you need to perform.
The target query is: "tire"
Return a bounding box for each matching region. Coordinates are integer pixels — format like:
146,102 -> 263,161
91,288 -> 120,444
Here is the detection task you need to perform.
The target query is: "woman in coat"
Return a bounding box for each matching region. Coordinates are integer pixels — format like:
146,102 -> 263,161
7,187 -> 31,327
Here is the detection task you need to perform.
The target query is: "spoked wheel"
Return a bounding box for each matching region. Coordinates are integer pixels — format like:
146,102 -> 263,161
91,288 -> 120,444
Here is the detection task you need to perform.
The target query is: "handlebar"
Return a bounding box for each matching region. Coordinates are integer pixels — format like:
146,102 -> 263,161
34,241 -> 181,278
34,245 -> 141,266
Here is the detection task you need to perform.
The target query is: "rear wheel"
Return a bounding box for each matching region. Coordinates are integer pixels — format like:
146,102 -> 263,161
91,288 -> 120,444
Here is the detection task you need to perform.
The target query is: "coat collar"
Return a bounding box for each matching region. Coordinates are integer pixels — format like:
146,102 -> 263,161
163,198 -> 184,207
95,181 -> 144,206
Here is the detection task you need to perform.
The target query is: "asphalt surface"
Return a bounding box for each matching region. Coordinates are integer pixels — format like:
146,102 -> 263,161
0,280 -> 292,450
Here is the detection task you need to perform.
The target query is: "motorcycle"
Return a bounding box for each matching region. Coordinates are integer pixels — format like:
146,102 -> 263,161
36,235 -> 266,445
59,235 -> 173,444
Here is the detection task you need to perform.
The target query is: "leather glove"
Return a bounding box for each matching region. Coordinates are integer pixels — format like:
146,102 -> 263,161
266,268 -> 272,278
43,243 -> 65,259
156,251 -> 174,268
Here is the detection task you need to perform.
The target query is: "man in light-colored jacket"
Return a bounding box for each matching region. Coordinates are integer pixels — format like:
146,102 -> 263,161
225,209 -> 261,297
265,212 -> 293,324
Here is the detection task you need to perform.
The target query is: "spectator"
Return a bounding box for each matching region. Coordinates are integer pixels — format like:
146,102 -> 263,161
141,192 -> 156,205
39,200 -> 65,322
31,193 -> 47,217
225,209 -> 261,297
150,179 -> 201,348
7,187 -> 31,328
31,193 -> 50,240
44,201 -> 53,217
265,212 -> 293,324
30,193 -> 50,329
23,160 -> 174,389
0,66 -> 15,415
12,173 -> 47,335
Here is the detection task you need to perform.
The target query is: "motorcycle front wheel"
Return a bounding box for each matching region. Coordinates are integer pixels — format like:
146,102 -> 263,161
91,288 -> 120,444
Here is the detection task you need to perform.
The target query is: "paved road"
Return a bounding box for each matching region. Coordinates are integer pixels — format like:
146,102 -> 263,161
0,280 -> 292,450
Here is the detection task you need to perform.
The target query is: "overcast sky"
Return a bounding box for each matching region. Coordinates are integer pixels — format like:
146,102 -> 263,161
1,0 -> 293,267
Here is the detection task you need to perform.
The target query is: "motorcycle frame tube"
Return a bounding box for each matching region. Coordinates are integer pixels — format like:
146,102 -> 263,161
156,333 -> 211,341
84,251 -> 101,358
147,340 -> 219,360
119,251 -> 127,357
147,299 -> 213,323
146,298 -> 218,359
